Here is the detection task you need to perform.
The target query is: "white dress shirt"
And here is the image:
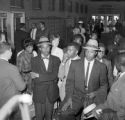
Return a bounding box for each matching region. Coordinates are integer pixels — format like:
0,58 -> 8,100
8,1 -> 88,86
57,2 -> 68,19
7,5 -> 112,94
51,47 -> 63,61
41,54 -> 49,71
30,28 -> 37,40
84,58 -> 95,87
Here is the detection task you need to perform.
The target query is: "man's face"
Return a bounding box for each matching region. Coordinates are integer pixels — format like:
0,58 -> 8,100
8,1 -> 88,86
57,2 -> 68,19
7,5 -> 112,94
39,23 -> 45,29
97,47 -> 105,59
73,38 -> 82,46
73,28 -> 80,35
85,49 -> 97,61
6,49 -> 12,60
91,34 -> 97,40
31,24 -> 36,29
39,44 -> 51,56
67,46 -> 78,58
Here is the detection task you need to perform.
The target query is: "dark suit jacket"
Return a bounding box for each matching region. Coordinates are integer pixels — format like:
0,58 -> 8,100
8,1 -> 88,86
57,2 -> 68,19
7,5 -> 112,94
99,73 -> 125,120
14,29 -> 29,53
102,58 -> 114,88
0,59 -> 26,108
65,59 -> 108,105
31,55 -> 60,104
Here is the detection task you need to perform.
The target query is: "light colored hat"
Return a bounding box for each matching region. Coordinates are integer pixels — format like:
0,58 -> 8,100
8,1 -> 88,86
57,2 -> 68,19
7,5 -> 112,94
83,39 -> 99,51
83,103 -> 96,119
78,21 -> 84,24
37,36 -> 51,46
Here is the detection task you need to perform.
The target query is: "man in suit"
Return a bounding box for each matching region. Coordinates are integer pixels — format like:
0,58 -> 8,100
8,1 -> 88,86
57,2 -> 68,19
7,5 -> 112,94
97,43 -> 114,89
57,39 -> 107,120
0,42 -> 26,119
14,23 -> 29,54
35,21 -> 49,42
58,42 -> 81,101
30,23 -> 37,40
73,34 -> 85,59
31,37 -> 60,120
94,53 -> 125,120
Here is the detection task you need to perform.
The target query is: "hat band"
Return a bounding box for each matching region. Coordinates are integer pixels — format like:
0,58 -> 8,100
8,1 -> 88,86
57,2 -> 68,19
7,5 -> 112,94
85,45 -> 98,49
37,41 -> 51,45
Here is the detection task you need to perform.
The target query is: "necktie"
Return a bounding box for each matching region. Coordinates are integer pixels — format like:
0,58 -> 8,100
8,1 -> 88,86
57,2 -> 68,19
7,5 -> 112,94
85,62 -> 90,89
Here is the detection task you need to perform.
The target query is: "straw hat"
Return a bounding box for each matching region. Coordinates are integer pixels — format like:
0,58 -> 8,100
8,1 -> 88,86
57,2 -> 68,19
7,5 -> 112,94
37,36 -> 51,46
83,103 -> 96,119
83,39 -> 99,51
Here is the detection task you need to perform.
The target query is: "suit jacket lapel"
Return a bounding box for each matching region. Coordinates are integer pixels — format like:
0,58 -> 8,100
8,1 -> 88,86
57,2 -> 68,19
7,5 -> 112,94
82,59 -> 86,82
38,55 -> 46,72
47,55 -> 53,73
88,60 -> 98,88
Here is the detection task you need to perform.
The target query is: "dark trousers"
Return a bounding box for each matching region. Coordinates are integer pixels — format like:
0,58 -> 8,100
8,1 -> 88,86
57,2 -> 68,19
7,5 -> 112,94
57,94 -> 83,120
35,97 -> 54,120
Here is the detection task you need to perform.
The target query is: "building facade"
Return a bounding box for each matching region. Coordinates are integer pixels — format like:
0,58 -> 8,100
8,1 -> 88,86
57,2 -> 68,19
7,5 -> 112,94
0,0 -> 125,46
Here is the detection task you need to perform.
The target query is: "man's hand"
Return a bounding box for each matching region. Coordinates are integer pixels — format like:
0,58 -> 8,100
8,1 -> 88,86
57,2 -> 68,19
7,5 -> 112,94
92,108 -> 102,119
30,72 -> 39,79
61,98 -> 72,111
87,92 -> 96,99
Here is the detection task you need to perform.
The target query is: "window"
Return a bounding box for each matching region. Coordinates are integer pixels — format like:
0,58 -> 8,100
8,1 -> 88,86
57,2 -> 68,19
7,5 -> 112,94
67,0 -> 72,12
75,2 -> 79,13
48,0 -> 55,11
59,0 -> 65,12
80,4 -> 84,13
10,0 -> 24,8
32,0 -> 42,10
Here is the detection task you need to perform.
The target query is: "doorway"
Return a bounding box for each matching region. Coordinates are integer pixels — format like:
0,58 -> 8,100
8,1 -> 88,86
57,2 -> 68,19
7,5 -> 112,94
92,14 -> 120,32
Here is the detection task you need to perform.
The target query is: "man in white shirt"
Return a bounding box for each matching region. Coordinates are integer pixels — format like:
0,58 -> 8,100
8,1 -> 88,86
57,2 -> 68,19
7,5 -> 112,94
30,23 -> 37,40
31,37 -> 60,120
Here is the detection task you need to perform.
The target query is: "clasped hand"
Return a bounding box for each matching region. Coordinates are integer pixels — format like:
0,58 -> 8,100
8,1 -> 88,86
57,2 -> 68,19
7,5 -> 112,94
61,98 -> 72,111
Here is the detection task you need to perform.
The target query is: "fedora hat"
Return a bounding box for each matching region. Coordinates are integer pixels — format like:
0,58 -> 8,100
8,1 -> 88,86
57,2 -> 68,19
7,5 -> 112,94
83,39 -> 99,51
37,36 -> 51,46
83,103 -> 96,119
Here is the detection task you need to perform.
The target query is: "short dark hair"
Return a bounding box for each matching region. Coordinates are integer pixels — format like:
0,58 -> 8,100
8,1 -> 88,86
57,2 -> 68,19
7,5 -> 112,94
19,23 -> 26,29
23,38 -> 34,49
0,42 -> 11,54
67,42 -> 80,52
73,34 -> 84,44
40,21 -> 45,26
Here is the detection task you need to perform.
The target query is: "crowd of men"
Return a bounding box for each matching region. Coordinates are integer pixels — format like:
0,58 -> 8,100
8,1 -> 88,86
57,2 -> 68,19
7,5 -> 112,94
0,19 -> 125,120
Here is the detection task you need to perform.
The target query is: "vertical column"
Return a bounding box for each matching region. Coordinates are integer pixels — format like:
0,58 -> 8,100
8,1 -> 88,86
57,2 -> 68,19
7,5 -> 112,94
7,12 -> 14,48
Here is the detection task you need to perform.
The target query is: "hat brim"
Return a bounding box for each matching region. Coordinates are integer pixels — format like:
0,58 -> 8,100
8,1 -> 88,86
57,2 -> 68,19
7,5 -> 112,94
83,46 -> 99,51
37,41 -> 52,46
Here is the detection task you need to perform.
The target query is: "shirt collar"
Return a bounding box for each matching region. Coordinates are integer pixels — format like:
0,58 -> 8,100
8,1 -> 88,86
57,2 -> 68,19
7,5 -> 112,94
0,57 -> 8,61
85,57 -> 95,64
41,54 -> 50,59
71,55 -> 80,60
119,72 -> 125,78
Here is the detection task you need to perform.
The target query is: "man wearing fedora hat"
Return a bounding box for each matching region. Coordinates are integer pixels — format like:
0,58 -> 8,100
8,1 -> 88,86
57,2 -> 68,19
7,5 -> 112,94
31,36 -> 60,120
57,39 -> 107,120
